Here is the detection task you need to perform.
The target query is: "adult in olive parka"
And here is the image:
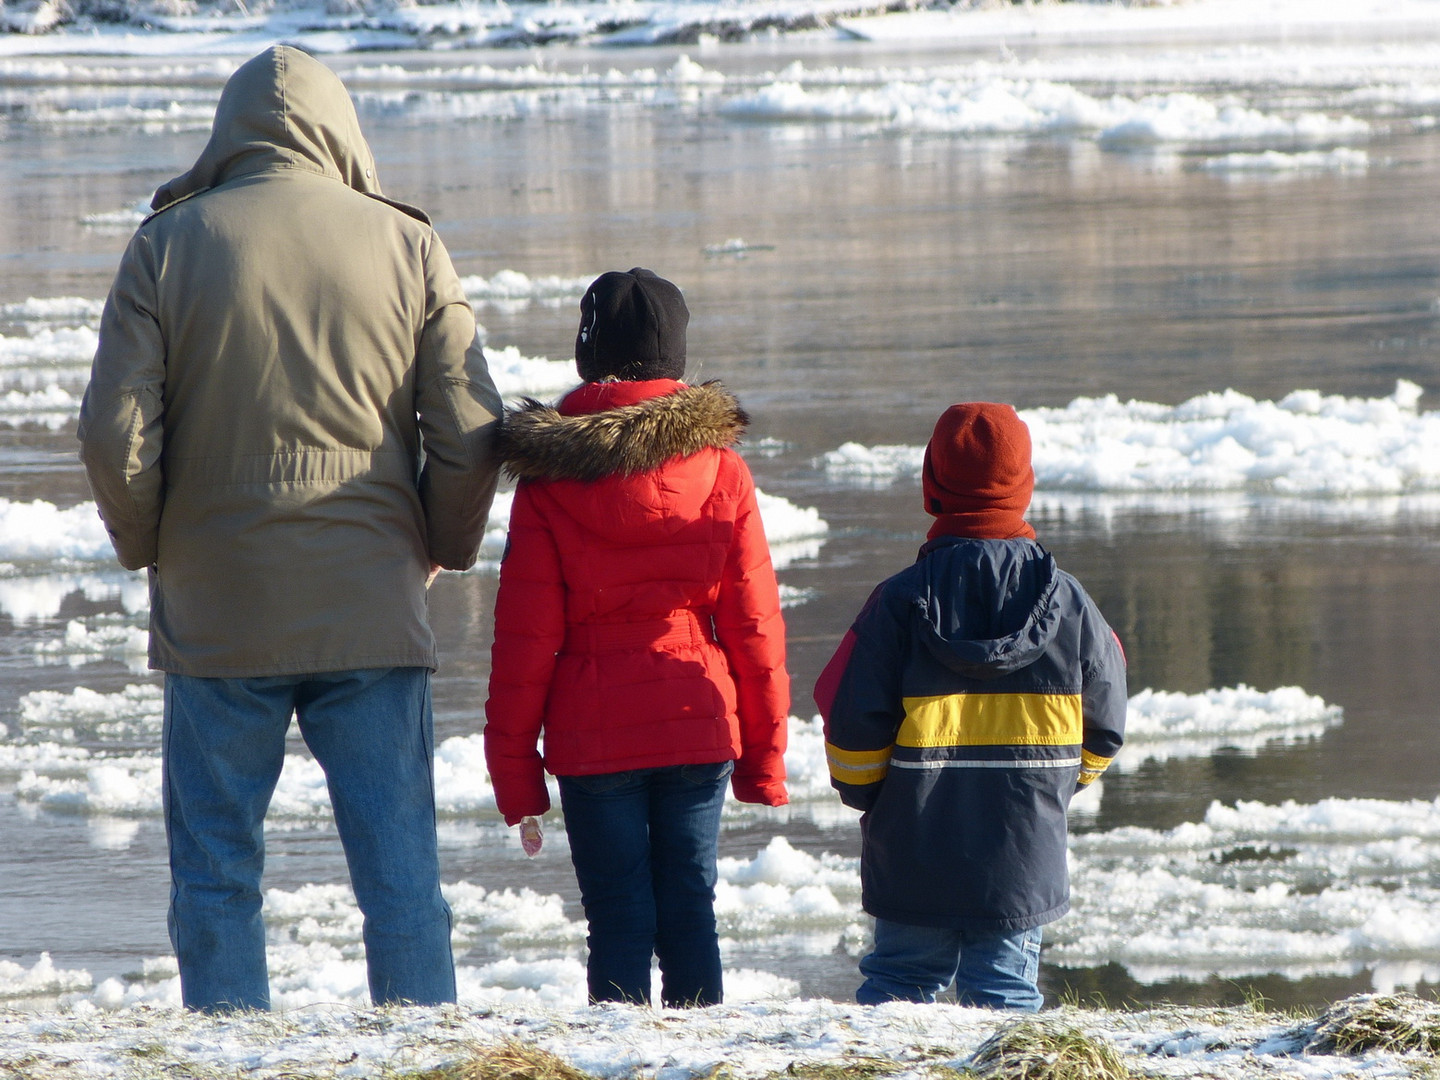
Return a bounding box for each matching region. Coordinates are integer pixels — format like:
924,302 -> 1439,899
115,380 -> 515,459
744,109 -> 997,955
79,45 -> 502,1011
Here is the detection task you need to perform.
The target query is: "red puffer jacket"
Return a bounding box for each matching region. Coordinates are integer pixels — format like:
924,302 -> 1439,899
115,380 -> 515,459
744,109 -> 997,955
483,378 -> 790,825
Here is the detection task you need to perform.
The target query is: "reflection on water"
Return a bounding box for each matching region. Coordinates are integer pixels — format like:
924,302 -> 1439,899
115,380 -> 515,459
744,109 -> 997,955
1,43 -> 1439,1009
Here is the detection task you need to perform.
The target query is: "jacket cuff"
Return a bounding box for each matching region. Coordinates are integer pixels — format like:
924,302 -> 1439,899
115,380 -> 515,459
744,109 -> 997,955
497,779 -> 551,826
730,773 -> 788,807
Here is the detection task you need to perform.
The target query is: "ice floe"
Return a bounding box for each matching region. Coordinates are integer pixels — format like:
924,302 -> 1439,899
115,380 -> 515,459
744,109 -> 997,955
8,788 -> 1440,1013
822,380 -> 1440,503
1119,685 -> 1342,771
723,78 -> 1369,147
1059,797 -> 1440,987
1,684 -> 1342,824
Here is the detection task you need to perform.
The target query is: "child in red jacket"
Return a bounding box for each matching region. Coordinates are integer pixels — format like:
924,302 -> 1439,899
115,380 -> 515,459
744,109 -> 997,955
484,268 -> 790,1007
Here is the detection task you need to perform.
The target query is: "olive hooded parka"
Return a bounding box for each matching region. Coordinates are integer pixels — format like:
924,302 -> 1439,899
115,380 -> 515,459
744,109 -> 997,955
78,46 -> 502,677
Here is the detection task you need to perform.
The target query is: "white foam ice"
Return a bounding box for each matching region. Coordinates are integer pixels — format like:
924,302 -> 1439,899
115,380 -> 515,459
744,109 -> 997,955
756,490 -> 828,571
0,500 -> 114,563
0,636 -> 1420,1004
0,297 -> 105,323
0,34 -> 1406,168
0,953 -> 92,1001
1119,684 -> 1342,771
1200,147 -> 1371,175
722,76 -> 1369,147
3,95 -> 216,133
4,685 -> 1338,829
820,380 -> 1440,506
18,683 -> 162,743
777,584 -> 816,609
0,324 -> 95,371
703,237 -> 777,258
1057,796 -> 1440,987
16,787 -> 1440,1016
0,325 -> 96,385
0,300 -> 100,425
460,269 -> 594,308
1028,380 -> 1436,496
483,344 -> 581,401
840,0 -> 1440,45
11,747 -> 161,815
79,199 -> 152,232
32,617 -> 150,674
716,836 -> 862,939
0,569 -> 143,624
38,847 -> 811,1011
818,440 -> 924,485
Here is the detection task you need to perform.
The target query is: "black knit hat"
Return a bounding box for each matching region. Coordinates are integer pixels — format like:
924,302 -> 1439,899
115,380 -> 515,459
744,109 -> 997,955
575,268 -> 689,382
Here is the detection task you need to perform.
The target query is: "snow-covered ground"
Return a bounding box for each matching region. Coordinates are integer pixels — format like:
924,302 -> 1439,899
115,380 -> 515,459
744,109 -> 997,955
6,991 -> 1440,1080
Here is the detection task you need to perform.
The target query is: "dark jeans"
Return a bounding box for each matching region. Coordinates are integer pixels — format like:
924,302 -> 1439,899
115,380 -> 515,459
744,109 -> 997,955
558,761 -> 733,1007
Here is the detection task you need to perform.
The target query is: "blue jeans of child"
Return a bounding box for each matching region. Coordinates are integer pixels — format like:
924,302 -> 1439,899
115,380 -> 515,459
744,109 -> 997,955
557,761 -> 732,1007
857,918 -> 1044,1010
163,667 -> 456,1012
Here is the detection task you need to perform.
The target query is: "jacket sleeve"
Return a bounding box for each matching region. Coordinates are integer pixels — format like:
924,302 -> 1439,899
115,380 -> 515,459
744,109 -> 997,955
483,482 -> 563,824
1076,595 -> 1127,789
713,466 -> 790,807
816,583 -> 905,813
414,230 -> 503,571
77,231 -> 166,571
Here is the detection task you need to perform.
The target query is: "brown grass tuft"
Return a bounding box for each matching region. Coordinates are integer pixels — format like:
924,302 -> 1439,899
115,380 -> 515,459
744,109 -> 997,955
968,1020 -> 1130,1080
1306,993 -> 1440,1056
399,1039 -> 598,1080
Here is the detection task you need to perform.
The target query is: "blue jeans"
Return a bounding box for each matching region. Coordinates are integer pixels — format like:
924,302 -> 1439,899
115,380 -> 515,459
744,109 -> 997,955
558,761 -> 733,1007
162,667 -> 455,1012
857,918 -> 1043,1010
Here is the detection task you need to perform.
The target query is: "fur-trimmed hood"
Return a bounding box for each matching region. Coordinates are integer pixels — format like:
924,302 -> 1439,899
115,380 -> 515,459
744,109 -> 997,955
499,380 -> 749,483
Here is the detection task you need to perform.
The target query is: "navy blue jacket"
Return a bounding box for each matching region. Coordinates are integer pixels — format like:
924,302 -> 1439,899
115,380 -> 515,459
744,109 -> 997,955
816,535 -> 1126,932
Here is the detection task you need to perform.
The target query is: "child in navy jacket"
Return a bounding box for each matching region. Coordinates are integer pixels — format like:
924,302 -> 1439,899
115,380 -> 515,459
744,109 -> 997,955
815,402 -> 1126,1010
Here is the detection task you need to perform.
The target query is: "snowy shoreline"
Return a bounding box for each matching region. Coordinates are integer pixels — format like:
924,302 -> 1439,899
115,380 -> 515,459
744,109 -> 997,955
4,991 -> 1440,1079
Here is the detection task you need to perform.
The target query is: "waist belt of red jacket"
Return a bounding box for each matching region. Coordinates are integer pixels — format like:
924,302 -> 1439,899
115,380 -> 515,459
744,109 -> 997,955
563,611 -> 713,654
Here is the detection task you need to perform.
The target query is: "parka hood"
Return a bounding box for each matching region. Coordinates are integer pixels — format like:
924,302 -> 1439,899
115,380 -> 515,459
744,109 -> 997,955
498,380 -> 748,483
913,536 -> 1063,681
151,45 -> 383,212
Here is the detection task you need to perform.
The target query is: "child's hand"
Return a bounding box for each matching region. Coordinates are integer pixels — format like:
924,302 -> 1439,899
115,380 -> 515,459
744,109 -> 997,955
519,816 -> 543,857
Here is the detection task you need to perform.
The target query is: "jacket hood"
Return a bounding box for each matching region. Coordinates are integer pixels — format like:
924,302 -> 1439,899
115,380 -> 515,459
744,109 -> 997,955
498,380 -> 748,483
151,45 -> 382,212
914,536 -> 1063,681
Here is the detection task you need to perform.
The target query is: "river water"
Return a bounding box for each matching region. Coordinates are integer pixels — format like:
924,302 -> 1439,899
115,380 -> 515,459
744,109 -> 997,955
1,33 -> 1439,1009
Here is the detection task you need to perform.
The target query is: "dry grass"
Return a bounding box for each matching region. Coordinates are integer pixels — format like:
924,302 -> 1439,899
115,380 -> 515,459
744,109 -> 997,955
397,1039 -> 599,1080
1306,994 -> 1440,1056
968,1021 -> 1130,1080
759,1060 -> 905,1080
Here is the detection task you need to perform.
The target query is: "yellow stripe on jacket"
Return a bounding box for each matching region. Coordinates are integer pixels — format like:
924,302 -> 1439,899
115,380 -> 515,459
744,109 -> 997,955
898,693 -> 1082,748
1079,747 -> 1114,786
825,742 -> 891,785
